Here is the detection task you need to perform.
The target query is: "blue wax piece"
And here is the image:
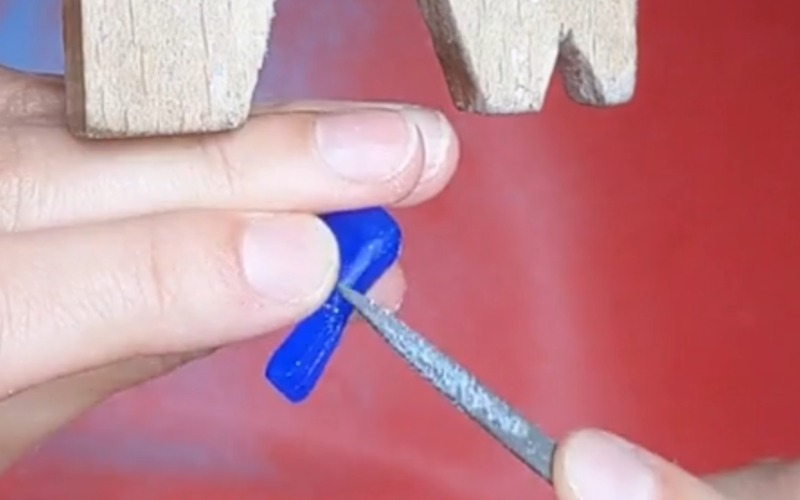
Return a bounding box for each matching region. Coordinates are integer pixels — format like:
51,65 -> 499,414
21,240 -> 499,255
265,207 -> 402,403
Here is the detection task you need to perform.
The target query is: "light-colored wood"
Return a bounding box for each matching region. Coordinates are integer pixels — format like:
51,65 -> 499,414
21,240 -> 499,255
62,0 -> 275,139
416,0 -> 638,114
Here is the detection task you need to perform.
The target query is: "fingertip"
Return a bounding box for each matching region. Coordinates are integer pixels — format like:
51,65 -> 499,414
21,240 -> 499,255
253,101 -> 461,208
556,429 -> 728,500
344,262 -> 406,326
553,430 -> 593,500
395,109 -> 460,206
241,214 -> 339,313
243,102 -> 459,211
366,264 -> 406,312
554,429 -> 659,500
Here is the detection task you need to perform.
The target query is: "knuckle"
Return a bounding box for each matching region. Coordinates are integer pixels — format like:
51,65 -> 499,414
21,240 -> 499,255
136,219 -> 182,319
0,131 -> 61,232
197,134 -> 246,198
0,132 -> 34,232
133,213 -> 242,319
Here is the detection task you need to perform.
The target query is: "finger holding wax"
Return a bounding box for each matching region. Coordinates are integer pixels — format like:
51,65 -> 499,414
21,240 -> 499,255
0,211 -> 339,395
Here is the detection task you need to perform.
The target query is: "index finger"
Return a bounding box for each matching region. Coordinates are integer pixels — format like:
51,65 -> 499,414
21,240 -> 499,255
0,71 -> 459,231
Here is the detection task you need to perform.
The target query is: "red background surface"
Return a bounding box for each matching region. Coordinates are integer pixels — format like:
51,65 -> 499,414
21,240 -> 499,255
1,0 -> 799,498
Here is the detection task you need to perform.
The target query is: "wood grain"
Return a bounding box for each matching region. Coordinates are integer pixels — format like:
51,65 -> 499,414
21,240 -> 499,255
62,0 -> 275,139
416,0 -> 638,114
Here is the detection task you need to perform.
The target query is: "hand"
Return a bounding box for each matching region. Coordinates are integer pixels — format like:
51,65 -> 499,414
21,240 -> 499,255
553,429 -> 799,500
0,67 -> 459,468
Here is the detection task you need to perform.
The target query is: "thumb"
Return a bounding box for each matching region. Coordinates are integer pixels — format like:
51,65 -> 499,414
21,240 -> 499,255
553,429 -> 725,500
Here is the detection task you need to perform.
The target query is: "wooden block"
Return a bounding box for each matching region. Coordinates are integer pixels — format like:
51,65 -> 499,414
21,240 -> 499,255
416,0 -> 638,114
62,0 -> 275,139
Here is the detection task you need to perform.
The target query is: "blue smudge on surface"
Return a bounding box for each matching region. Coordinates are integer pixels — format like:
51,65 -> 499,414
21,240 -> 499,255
265,207 -> 401,402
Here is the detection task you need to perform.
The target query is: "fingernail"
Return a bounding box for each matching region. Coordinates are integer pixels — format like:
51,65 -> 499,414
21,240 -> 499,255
241,216 -> 337,303
400,109 -> 451,181
564,431 -> 657,500
315,110 -> 416,183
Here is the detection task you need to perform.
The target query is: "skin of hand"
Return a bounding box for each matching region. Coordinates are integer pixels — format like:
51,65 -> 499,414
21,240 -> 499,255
552,429 -> 800,500
0,68 -> 795,500
0,65 -> 460,469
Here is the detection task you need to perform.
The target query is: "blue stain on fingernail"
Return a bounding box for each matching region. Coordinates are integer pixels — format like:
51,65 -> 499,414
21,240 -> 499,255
265,207 -> 401,403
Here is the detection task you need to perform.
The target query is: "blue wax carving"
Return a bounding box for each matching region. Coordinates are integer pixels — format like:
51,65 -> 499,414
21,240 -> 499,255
265,207 -> 402,403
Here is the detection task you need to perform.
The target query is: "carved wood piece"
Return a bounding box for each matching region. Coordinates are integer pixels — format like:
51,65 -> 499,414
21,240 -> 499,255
62,0 -> 275,139
416,0 -> 638,114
